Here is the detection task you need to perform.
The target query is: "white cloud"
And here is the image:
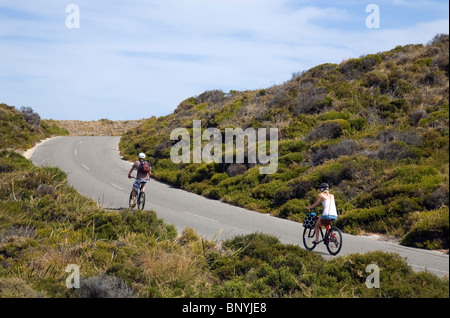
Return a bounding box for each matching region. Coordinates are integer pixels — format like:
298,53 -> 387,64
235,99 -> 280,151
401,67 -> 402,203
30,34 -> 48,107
0,0 -> 448,120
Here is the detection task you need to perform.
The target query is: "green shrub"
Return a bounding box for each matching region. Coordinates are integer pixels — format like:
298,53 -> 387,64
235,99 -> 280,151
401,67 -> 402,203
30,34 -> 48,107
338,58 -> 363,79
402,208 -> 449,249
0,150 -> 33,172
278,139 -> 306,155
348,117 -> 367,131
223,233 -> 289,261
336,206 -> 387,233
278,199 -> 306,219
304,162 -> 344,186
364,70 -> 389,91
211,233 -> 449,297
40,120 -> 69,136
156,158 -> 178,171
252,180 -> 286,200
279,152 -> 304,165
414,57 -> 432,67
211,173 -> 228,185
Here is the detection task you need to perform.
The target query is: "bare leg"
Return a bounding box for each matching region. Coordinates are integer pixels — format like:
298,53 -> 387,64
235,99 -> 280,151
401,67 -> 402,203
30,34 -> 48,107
132,189 -> 137,204
314,218 -> 321,243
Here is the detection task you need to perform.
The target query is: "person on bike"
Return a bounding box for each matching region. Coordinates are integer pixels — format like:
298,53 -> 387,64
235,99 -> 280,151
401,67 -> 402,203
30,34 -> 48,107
128,152 -> 151,208
306,182 -> 337,244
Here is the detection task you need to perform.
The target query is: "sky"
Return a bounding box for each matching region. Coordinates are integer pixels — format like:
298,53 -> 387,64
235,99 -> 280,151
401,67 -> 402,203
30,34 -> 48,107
0,0 -> 448,120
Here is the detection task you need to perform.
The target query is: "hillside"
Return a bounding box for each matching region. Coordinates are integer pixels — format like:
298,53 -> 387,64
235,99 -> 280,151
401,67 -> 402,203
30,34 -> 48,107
0,104 -> 68,151
120,34 -> 450,250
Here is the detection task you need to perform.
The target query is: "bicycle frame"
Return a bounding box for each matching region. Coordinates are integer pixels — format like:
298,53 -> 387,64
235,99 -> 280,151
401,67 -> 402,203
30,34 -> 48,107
129,176 -> 147,210
307,208 -> 335,243
316,220 -> 334,244
303,210 -> 343,255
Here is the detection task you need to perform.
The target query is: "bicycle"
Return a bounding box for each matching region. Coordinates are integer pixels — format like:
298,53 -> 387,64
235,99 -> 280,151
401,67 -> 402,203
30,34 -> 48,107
129,177 -> 147,210
302,209 -> 343,256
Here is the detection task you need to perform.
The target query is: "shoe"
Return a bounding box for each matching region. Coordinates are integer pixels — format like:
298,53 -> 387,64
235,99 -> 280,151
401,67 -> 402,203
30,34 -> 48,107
130,203 -> 136,209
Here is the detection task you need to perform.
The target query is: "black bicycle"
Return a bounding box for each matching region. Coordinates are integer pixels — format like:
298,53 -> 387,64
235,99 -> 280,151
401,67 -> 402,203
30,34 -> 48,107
129,177 -> 146,210
302,210 -> 343,256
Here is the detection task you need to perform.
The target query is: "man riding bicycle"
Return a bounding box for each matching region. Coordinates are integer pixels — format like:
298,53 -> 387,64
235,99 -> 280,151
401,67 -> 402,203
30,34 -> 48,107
128,152 -> 151,208
306,182 -> 338,244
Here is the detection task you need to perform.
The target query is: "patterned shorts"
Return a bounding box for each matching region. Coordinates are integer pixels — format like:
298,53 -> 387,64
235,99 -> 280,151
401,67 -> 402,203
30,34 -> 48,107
133,179 -> 148,192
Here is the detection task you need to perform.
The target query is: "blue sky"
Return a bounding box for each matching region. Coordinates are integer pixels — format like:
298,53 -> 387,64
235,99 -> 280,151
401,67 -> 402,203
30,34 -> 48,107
0,0 -> 448,120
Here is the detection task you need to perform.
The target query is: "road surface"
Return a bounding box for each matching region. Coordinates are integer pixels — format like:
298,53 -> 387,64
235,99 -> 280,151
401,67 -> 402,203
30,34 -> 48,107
30,136 -> 449,277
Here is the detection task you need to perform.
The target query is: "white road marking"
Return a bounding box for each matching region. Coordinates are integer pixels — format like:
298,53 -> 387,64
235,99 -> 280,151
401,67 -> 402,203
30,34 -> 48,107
409,263 -> 449,275
184,212 -> 218,223
81,164 -> 90,170
74,150 -> 77,155
110,183 -> 124,191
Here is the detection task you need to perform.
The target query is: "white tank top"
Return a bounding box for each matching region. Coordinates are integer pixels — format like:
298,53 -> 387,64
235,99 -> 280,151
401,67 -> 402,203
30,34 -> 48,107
321,193 -> 337,217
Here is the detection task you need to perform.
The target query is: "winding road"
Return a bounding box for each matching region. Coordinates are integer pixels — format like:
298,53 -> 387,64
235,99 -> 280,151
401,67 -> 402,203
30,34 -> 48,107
30,136 -> 449,277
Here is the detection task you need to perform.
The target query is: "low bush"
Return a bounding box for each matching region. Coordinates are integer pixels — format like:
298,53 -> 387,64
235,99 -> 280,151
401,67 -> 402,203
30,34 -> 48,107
376,141 -> 419,161
278,199 -> 307,219
402,208 -> 449,249
279,152 -> 304,166
306,119 -> 350,141
294,81 -> 329,115
0,277 -> 44,298
210,233 -> 449,298
311,139 -> 360,166
337,206 -> 387,234
78,273 -> 135,298
278,139 -> 306,155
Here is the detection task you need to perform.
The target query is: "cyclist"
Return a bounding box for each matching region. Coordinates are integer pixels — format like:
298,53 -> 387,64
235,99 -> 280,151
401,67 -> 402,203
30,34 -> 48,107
306,182 -> 337,244
128,152 -> 151,208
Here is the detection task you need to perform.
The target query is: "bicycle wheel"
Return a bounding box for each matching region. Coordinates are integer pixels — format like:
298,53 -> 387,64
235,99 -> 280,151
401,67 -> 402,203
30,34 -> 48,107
325,226 -> 342,255
129,191 -> 134,208
303,227 -> 317,251
137,191 -> 145,210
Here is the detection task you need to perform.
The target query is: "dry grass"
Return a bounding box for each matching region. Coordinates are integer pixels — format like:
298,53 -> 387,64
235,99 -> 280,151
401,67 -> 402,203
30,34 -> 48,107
47,119 -> 144,136
134,241 -> 216,297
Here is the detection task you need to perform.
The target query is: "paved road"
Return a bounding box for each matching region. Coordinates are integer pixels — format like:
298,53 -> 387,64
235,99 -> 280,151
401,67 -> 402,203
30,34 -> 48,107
31,136 -> 449,277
